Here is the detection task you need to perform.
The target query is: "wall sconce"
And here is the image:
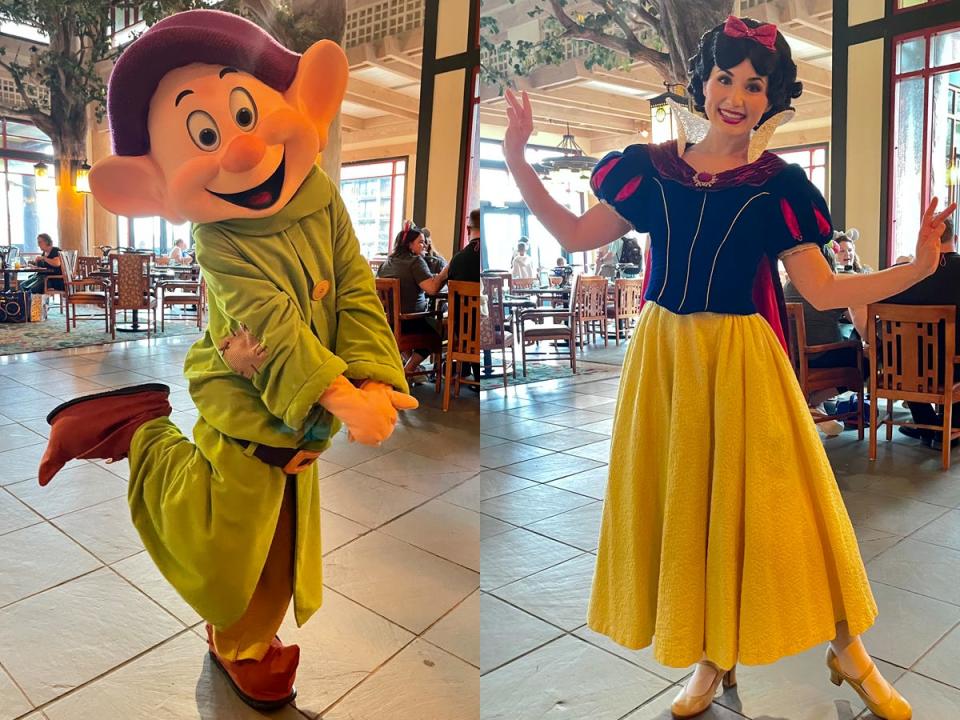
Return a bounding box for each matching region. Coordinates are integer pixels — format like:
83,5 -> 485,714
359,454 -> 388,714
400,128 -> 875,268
648,84 -> 687,144
75,161 -> 91,193
34,161 -> 52,191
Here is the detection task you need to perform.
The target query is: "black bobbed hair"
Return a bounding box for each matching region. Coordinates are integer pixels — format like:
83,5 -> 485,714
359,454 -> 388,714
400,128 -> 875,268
686,17 -> 803,128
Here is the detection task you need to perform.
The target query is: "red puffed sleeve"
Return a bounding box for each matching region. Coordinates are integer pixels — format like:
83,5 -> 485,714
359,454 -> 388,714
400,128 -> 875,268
767,165 -> 833,259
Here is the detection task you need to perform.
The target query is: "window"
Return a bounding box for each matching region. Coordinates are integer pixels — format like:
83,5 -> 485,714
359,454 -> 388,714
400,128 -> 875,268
896,0 -> 950,12
890,24 -> 960,262
479,140 -> 585,276
771,144 -> 828,198
116,216 -> 191,256
340,158 -> 407,258
0,119 -> 56,251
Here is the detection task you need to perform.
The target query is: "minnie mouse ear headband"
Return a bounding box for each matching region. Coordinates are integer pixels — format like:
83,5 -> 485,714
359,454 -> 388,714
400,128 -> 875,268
723,16 -> 778,51
834,228 -> 860,243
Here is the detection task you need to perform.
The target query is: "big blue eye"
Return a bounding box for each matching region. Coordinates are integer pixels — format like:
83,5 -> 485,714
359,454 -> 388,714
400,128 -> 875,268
230,88 -> 258,131
186,111 -> 220,151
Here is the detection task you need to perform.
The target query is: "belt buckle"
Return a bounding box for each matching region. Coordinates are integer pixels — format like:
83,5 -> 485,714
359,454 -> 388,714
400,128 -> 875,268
283,449 -> 322,475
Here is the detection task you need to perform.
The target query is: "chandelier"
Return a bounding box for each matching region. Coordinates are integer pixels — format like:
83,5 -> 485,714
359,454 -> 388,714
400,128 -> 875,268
537,124 -> 598,194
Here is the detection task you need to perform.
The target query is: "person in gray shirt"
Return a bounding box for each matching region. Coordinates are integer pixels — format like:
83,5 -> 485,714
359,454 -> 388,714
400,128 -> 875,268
377,222 -> 448,373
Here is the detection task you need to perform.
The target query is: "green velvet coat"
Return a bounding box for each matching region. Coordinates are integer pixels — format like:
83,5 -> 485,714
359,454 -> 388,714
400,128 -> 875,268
128,166 -> 406,628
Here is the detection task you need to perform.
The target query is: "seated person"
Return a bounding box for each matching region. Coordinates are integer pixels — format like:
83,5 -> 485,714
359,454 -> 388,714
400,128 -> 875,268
19,233 -> 63,293
784,243 -> 858,436
421,227 -> 447,274
169,238 -> 188,263
377,222 -> 449,374
449,209 -> 481,388
854,218 -> 960,448
834,229 -> 871,273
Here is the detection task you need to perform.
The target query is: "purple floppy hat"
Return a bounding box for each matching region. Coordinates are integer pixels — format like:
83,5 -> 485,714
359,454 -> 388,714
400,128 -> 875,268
107,9 -> 300,157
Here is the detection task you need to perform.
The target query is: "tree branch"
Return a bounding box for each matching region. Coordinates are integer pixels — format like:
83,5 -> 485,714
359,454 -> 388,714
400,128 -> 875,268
595,0 -> 641,47
621,1 -> 661,36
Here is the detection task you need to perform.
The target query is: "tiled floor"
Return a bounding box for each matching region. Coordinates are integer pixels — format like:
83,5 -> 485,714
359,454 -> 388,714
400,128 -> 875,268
480,369 -> 960,720
0,333 -> 479,720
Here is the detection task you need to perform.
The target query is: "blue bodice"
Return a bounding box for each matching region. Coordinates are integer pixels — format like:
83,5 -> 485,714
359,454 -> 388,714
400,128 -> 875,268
591,142 -> 833,315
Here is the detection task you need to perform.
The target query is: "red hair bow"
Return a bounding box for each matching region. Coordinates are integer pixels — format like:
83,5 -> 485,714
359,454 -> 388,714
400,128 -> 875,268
723,16 -> 777,52
403,220 -> 412,234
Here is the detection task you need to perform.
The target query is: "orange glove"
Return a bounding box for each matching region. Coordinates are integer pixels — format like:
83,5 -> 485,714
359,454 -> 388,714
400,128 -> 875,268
359,379 -> 419,412
318,375 -> 399,446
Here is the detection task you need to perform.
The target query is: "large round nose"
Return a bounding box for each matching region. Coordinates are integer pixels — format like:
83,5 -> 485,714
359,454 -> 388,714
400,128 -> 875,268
220,134 -> 266,173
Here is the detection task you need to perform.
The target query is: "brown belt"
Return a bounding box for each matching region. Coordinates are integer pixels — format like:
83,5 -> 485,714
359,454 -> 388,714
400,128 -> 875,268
240,441 -> 322,475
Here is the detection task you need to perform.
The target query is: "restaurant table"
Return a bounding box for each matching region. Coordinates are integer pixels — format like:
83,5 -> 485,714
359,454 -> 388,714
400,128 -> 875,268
1,267 -> 50,292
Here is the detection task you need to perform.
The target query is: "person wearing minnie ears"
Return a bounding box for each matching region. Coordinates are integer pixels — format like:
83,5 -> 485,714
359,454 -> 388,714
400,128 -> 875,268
37,10 -> 416,711
502,16 -> 954,720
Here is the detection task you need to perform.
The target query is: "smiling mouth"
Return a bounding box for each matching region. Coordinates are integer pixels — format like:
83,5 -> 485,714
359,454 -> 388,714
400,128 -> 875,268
208,153 -> 285,210
718,109 -> 746,124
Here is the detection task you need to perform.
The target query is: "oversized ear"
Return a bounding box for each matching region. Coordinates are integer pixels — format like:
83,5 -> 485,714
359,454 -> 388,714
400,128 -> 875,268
89,154 -> 181,222
284,40 -> 348,151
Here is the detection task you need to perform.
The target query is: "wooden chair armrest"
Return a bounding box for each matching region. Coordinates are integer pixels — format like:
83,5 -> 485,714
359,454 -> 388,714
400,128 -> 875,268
399,311 -> 433,321
157,281 -> 199,291
521,308 -> 571,320
65,278 -> 108,289
805,340 -> 863,354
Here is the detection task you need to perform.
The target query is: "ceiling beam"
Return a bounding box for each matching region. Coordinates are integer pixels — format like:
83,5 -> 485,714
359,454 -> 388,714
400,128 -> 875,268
346,77 -> 419,120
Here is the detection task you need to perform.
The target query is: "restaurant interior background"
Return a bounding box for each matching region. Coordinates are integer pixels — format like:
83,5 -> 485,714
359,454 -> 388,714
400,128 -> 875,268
0,0 -> 479,264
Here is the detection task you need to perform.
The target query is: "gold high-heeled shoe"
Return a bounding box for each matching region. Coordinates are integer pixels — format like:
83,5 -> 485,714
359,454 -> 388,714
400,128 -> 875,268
670,661 -> 737,719
826,647 -> 911,720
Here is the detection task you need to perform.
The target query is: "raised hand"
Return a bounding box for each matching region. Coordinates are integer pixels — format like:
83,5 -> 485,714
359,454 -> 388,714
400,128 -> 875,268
913,197 -> 957,278
503,88 -> 534,166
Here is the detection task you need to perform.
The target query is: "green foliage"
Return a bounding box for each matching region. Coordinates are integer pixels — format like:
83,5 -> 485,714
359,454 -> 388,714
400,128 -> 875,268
480,0 -> 659,90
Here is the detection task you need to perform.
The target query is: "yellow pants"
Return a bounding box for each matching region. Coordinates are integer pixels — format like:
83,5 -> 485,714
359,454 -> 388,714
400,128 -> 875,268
212,479 -> 295,662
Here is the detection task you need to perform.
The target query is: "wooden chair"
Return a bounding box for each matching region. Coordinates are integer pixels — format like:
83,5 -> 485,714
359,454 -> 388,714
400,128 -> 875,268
480,276 -> 515,389
575,275 -> 608,348
548,275 -> 563,287
62,254 -> 111,334
442,281 -> 480,411
510,276 -> 537,291
157,275 -> 206,332
866,303 -> 960,469
607,278 -> 644,345
111,252 -> 157,339
785,303 -> 865,439
519,275 -> 579,376
375,277 -> 443,389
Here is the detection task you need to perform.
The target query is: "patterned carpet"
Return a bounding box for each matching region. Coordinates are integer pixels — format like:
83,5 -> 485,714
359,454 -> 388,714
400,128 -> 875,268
0,307 -> 203,356
480,360 -> 613,389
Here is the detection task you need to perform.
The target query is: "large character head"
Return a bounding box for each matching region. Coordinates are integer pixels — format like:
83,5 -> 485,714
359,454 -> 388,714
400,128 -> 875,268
90,10 -> 348,224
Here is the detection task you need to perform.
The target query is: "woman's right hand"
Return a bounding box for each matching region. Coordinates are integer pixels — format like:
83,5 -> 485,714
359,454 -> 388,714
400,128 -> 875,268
912,197 -> 957,279
503,89 -> 533,166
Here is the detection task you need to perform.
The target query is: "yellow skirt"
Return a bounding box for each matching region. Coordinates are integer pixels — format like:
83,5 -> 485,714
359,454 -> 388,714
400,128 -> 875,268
587,303 -> 877,668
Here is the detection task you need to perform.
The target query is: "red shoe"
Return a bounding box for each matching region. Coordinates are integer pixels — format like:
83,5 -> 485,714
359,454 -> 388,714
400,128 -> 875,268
205,624 -> 299,711
39,383 -> 172,486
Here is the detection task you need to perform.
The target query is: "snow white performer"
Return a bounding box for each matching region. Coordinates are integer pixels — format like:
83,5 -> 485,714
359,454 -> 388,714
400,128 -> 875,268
502,16 -> 954,720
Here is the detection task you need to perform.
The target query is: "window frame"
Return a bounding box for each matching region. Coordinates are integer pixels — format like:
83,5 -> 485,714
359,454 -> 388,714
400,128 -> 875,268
770,143 -> 830,198
340,155 -> 409,257
888,20 -> 960,264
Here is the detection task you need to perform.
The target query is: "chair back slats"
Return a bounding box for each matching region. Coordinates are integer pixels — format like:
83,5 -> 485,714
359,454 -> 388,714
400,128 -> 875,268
784,303 -> 806,382
613,278 -> 644,318
374,278 -> 401,337
576,276 -> 607,321
868,303 -> 955,396
447,281 -> 480,358
76,256 -> 100,279
511,277 -> 537,290
481,276 -> 508,344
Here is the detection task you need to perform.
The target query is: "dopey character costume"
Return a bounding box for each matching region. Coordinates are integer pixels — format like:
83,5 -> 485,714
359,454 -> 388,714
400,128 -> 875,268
36,10 -> 415,710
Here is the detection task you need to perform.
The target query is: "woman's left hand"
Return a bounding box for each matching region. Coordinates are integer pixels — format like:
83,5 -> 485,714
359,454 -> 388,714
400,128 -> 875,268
913,197 -> 957,278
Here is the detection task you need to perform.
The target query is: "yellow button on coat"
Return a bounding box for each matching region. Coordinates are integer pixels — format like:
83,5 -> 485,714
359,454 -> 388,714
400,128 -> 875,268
312,280 -> 330,301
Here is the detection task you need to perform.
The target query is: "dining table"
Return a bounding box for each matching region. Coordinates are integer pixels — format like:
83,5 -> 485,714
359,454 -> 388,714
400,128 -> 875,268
1,266 -> 51,292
